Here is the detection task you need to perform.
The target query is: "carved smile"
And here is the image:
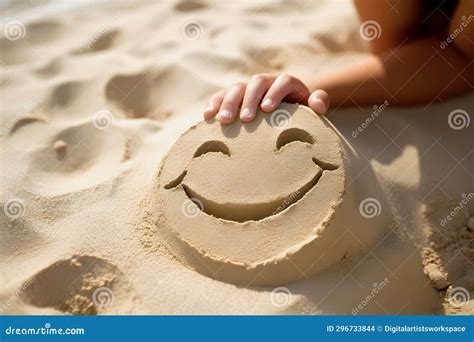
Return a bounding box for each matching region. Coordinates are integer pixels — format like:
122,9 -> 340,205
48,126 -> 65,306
166,157 -> 337,223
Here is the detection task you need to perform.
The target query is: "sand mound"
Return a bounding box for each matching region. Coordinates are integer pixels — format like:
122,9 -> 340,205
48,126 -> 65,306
422,196 -> 474,313
153,104 -> 382,286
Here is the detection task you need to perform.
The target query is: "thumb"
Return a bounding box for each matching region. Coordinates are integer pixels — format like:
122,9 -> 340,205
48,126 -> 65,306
308,89 -> 329,115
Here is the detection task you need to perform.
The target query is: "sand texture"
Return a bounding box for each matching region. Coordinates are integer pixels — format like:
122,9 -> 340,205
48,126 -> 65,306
1,0 -> 473,315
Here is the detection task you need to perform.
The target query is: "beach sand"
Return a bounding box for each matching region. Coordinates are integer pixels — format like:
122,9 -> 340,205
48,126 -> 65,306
0,0 -> 473,315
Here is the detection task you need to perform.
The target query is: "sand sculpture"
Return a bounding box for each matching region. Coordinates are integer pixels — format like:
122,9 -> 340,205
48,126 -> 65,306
154,104 -> 367,286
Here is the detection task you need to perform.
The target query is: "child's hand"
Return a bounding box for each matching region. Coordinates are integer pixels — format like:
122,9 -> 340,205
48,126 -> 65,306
203,74 -> 329,124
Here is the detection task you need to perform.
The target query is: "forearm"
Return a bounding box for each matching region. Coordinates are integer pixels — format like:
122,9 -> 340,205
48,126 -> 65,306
308,37 -> 474,107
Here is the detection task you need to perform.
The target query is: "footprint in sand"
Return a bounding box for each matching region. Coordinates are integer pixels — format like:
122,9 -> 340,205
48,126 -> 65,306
173,0 -> 208,12
34,57 -> 64,78
152,104 -> 385,286
0,19 -> 63,66
26,121 -> 128,196
25,20 -> 63,44
47,80 -> 87,108
20,255 -> 135,315
104,65 -> 212,120
6,105 -> 156,198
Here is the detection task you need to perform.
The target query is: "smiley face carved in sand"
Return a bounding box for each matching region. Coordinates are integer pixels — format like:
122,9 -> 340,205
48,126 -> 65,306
154,104 -> 350,286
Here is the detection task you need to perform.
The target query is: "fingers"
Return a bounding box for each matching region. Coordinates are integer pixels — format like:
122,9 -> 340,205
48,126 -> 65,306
217,82 -> 246,124
203,90 -> 225,119
240,74 -> 276,122
203,74 -> 319,124
308,89 -> 329,115
260,75 -> 310,112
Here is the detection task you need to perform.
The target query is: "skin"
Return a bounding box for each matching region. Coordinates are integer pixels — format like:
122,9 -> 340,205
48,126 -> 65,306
204,0 -> 474,124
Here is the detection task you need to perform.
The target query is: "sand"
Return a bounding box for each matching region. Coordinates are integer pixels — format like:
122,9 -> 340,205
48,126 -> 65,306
155,104 -> 352,286
0,0 -> 473,315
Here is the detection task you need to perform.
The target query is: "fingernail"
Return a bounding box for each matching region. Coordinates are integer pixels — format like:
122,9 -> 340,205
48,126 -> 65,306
204,103 -> 214,113
218,110 -> 232,120
261,98 -> 274,109
313,99 -> 327,115
240,108 -> 253,120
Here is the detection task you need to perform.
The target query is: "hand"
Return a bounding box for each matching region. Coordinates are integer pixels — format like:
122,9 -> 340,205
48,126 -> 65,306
203,74 -> 329,124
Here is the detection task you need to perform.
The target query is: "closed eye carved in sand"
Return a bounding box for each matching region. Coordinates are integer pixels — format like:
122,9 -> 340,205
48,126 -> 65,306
164,132 -> 338,222
193,140 -> 230,158
275,127 -> 315,150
